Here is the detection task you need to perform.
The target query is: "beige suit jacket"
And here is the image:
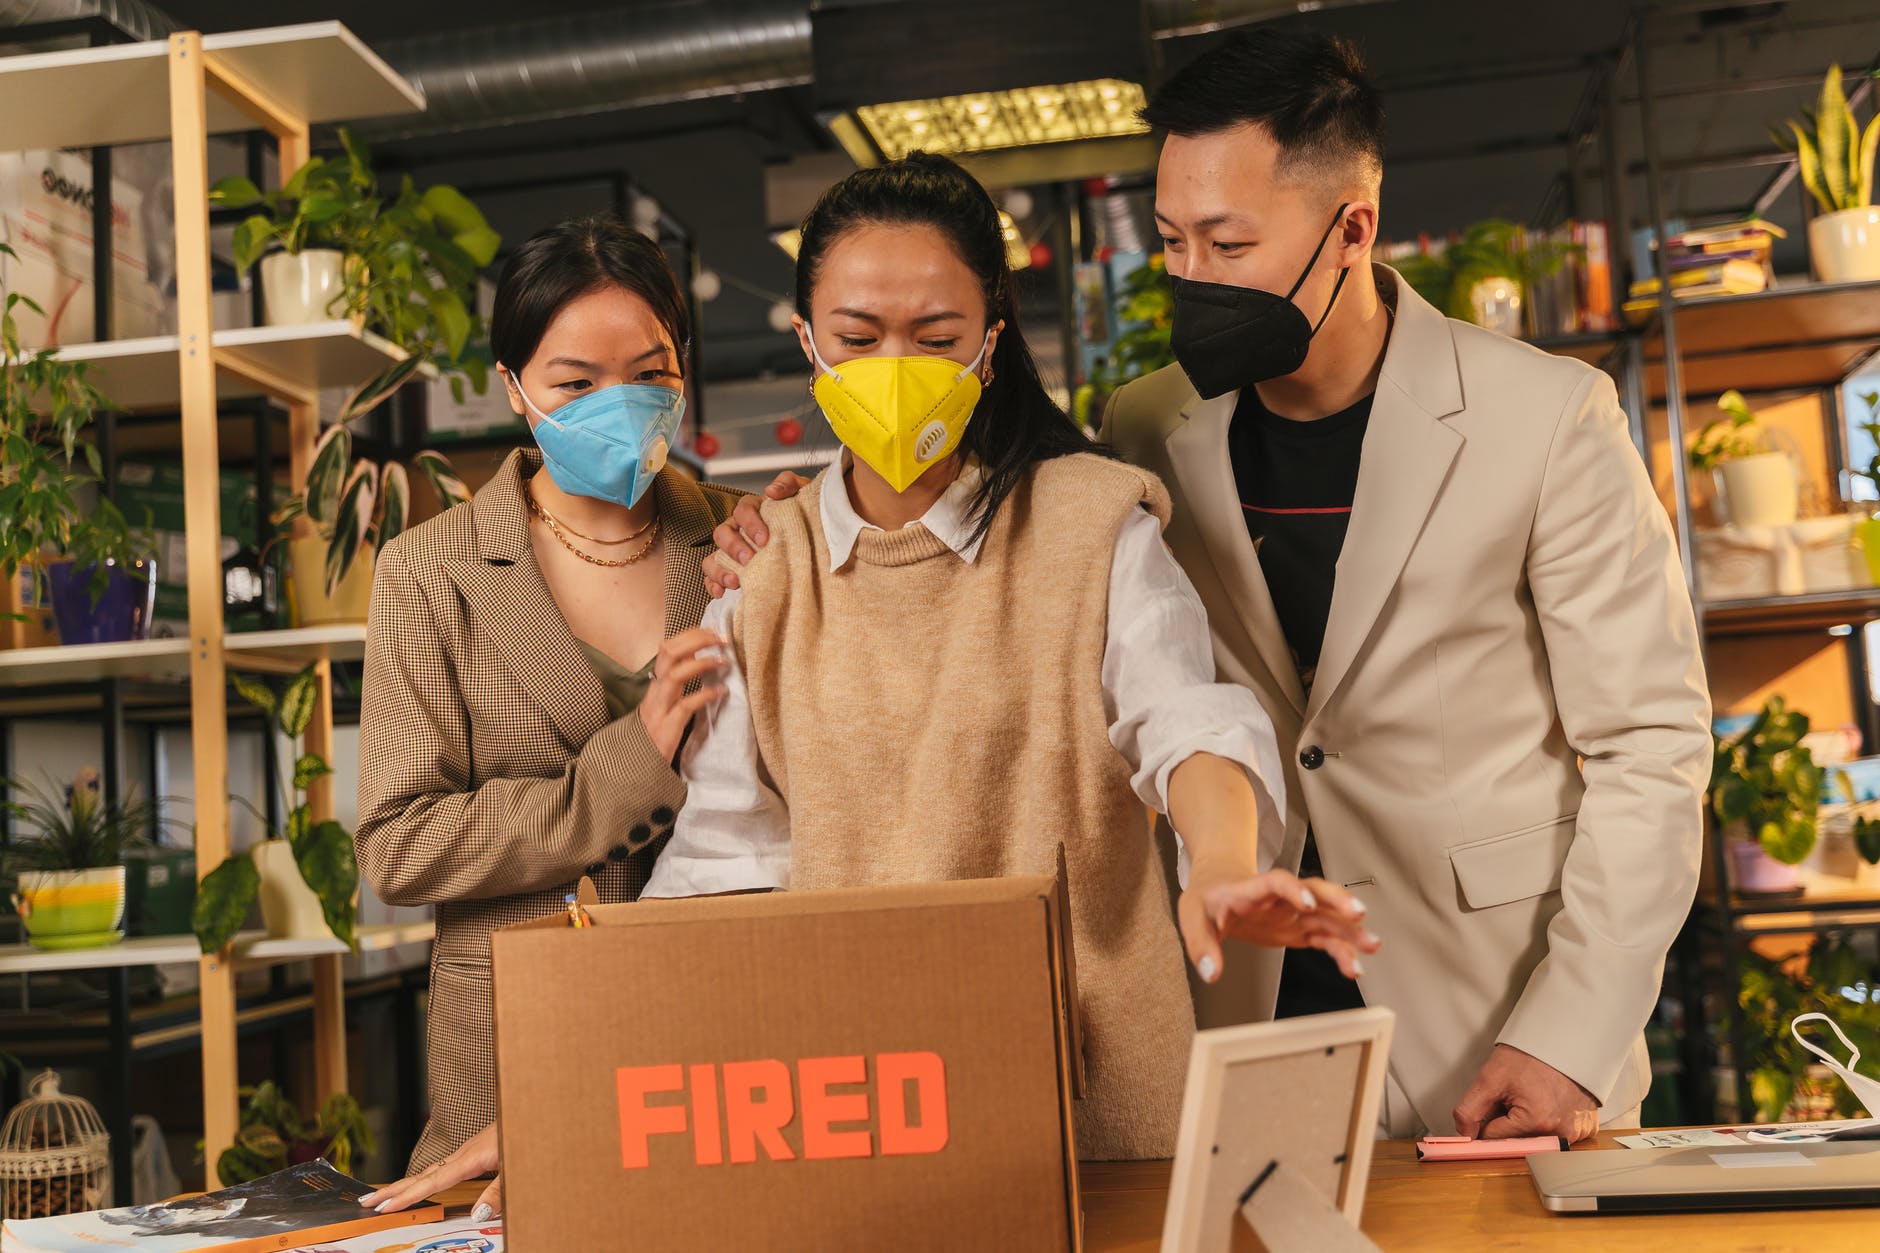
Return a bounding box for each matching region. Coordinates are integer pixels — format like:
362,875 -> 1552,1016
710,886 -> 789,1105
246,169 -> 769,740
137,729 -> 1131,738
1102,265 -> 1710,1135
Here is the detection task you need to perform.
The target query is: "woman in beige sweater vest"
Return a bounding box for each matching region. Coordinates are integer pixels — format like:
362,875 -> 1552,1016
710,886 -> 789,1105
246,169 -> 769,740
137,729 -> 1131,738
648,154 -> 1378,1162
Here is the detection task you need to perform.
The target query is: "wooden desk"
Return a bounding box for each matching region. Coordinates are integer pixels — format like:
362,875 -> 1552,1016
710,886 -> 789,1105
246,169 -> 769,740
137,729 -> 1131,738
431,1133 -> 1879,1250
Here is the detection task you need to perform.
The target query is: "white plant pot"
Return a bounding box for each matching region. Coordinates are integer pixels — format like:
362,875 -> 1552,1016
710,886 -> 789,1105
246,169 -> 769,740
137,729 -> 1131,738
1730,838 -> 1801,894
253,840 -> 330,940
1466,275 -> 1524,337
1807,207 -> 1880,284
259,248 -> 348,326
1713,452 -> 1799,529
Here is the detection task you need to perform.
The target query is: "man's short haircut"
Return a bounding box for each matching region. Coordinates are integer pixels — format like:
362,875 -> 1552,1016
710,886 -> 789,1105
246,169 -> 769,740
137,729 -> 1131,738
1141,27 -> 1384,193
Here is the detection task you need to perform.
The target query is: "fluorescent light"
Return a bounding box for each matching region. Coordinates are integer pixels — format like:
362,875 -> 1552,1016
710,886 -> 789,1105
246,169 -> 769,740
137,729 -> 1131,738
854,79 -> 1148,161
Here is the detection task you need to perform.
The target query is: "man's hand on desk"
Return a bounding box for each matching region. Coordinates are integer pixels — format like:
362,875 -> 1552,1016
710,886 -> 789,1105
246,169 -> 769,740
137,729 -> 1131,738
1453,1044 -> 1599,1144
360,1121 -> 503,1220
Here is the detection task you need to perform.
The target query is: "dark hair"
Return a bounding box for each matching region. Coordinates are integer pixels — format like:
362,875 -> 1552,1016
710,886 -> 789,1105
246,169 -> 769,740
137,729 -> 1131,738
1141,28 -> 1383,189
490,215 -> 690,375
794,151 -> 1111,542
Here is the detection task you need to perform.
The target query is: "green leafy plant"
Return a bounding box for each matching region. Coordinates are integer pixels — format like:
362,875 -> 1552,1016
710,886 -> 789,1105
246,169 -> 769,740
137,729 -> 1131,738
192,664 -> 356,953
0,242 -> 149,606
274,421 -> 469,597
213,1081 -> 375,1183
1738,934 -> 1880,1122
1849,391 -> 1880,502
1392,219 -> 1581,324
0,768 -> 178,872
1709,696 -> 1825,866
1688,389 -> 1775,473
210,128 -> 502,408
1771,65 -> 1880,214
1094,254 -> 1176,390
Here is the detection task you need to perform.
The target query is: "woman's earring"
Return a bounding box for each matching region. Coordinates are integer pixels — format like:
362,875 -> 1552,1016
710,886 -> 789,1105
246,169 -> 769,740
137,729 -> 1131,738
982,366 -> 996,386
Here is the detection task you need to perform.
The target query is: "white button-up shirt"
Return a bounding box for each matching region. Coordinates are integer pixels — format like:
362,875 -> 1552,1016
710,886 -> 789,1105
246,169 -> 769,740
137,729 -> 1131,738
643,459 -> 1286,898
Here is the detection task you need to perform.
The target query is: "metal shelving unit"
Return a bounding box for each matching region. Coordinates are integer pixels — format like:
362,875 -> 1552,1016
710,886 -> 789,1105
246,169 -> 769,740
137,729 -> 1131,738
0,20 -> 424,1189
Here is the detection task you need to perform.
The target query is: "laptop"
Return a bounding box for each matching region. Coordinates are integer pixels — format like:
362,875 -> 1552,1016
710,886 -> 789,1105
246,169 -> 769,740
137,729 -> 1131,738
1529,1142 -> 1880,1213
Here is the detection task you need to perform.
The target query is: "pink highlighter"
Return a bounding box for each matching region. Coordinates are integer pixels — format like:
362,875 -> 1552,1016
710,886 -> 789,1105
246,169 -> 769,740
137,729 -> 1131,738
1415,1134 -> 1568,1162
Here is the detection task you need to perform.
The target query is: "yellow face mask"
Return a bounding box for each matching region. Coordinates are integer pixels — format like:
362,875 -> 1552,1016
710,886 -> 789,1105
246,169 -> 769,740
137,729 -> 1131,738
808,327 -> 991,493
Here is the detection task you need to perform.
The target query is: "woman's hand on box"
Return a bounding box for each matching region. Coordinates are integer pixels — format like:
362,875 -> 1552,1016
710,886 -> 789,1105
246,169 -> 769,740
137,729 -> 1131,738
360,1121 -> 503,1219
1178,866 -> 1380,984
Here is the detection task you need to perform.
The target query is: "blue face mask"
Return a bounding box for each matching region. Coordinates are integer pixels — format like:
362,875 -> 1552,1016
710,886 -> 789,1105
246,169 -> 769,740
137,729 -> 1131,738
510,374 -> 686,510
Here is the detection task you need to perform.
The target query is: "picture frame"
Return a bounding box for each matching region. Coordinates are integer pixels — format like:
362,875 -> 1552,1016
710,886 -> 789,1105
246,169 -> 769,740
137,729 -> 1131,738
1160,1006 -> 1395,1252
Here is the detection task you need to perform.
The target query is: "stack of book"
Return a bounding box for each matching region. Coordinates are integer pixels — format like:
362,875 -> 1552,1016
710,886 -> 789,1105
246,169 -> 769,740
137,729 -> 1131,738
1623,218 -> 1784,321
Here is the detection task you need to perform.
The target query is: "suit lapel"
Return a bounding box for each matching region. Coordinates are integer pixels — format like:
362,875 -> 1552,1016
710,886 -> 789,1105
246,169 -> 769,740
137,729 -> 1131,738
1307,267 -> 1465,723
1163,391 -> 1307,717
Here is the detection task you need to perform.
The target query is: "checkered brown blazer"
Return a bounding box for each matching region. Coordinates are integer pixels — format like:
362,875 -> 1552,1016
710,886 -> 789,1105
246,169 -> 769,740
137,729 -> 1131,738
356,448 -> 741,1172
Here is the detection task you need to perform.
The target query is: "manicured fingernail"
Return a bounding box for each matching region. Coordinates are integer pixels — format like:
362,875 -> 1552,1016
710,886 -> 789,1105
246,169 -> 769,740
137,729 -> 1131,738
1352,959 -> 1366,977
359,1194 -> 380,1207
1198,954 -> 1219,982
1299,888 -> 1317,910
376,1200 -> 396,1213
1349,896 -> 1369,916
472,1203 -> 494,1222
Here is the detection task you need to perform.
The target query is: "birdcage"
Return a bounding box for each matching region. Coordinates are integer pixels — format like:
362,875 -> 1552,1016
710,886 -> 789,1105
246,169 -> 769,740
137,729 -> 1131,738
0,1070 -> 111,1219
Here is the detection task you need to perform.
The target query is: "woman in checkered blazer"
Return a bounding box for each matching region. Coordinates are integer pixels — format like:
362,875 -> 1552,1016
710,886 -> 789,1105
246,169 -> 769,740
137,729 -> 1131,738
356,218 -> 741,1176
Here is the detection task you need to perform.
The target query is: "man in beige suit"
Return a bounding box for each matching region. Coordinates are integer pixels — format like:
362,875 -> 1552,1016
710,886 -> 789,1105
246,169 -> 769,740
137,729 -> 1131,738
707,29 -> 1708,1144
1101,29 -> 1709,1140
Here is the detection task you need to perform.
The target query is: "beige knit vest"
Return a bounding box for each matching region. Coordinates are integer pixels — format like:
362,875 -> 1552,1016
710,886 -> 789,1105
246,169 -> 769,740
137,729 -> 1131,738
731,452 -> 1195,1160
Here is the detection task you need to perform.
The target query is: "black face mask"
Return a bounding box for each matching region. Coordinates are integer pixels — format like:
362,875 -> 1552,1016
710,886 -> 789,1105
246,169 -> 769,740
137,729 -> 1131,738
1168,203 -> 1351,400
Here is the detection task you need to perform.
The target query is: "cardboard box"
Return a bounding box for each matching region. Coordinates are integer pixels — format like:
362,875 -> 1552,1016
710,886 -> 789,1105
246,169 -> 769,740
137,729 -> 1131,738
491,874 -> 1085,1252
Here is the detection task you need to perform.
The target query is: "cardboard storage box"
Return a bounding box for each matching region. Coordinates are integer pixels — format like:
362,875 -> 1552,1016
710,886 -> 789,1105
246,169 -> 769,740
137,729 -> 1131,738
491,874 -> 1084,1252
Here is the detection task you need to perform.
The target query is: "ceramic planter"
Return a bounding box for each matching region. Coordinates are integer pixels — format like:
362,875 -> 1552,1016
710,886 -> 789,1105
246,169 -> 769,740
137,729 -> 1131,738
1466,275 -> 1524,336
45,559 -> 156,645
12,867 -> 126,950
288,535 -> 373,626
1807,206 -> 1880,284
259,248 -> 348,325
1729,837 -> 1801,894
1712,452 -> 1799,529
252,840 -> 330,940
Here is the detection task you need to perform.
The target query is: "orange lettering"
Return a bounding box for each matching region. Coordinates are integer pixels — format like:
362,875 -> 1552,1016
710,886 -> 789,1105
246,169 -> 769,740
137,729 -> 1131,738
799,1055 -> 872,1161
689,1063 -> 723,1166
722,1059 -> 797,1163
877,1051 -> 949,1156
616,1064 -> 687,1169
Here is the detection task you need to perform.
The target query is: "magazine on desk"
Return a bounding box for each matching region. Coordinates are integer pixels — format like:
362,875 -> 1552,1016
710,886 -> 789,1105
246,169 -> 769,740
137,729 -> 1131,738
0,1160 -> 445,1253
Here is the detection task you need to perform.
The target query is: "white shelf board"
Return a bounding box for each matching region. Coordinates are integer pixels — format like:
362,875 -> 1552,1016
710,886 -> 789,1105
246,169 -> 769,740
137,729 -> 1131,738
0,22 -> 423,153
0,625 -> 366,688
52,321 -> 414,412
0,920 -> 434,975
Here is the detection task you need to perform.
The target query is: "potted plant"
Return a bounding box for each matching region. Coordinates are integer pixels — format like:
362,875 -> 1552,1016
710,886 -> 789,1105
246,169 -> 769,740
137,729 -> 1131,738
192,663 -> 357,952
1688,389 -> 1799,529
2,768 -> 176,951
213,1081 -> 374,1184
211,128 -> 501,403
1737,934 -> 1880,1122
1,243 -> 155,646
275,414 -> 470,624
1846,390 -> 1880,581
1392,219 -> 1580,335
1080,254 -> 1176,429
1708,696 -> 1825,894
1773,65 -> 1880,283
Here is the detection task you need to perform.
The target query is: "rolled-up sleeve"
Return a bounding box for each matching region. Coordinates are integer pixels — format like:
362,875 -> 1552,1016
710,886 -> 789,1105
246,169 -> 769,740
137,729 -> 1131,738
642,590 -> 793,898
1103,507 -> 1288,884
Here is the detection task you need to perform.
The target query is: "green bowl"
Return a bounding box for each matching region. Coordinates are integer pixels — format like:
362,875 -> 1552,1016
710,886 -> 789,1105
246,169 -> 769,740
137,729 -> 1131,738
15,867 -> 127,949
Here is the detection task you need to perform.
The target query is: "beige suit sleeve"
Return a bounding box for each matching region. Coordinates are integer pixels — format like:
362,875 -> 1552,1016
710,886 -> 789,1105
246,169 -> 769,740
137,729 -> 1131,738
1496,370 -> 1711,1101
356,543 -> 685,907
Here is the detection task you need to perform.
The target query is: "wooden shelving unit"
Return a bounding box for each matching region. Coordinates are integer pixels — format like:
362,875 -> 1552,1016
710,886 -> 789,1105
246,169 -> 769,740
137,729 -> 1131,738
0,921 -> 436,976
0,21 -> 424,1184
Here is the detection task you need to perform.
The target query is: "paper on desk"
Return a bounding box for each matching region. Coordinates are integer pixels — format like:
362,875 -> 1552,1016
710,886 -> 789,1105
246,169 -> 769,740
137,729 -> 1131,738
285,1219 -> 503,1252
1616,1119 -> 1877,1149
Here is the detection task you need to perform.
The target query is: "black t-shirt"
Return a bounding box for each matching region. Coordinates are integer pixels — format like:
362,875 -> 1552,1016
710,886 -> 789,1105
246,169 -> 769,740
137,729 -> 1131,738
1229,385 -> 1374,1018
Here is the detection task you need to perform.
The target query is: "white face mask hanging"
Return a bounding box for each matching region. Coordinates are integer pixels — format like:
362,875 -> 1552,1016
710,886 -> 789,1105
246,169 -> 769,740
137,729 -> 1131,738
1791,1012 -> 1880,1118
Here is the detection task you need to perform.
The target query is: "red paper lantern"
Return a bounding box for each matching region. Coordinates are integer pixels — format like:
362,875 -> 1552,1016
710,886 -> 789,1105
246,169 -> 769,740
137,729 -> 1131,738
694,431 -> 721,459
1028,241 -> 1054,270
775,418 -> 804,446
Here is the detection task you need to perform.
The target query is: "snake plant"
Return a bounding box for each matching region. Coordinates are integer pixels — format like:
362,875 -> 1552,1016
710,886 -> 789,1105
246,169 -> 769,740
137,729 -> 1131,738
1772,65 -> 1880,214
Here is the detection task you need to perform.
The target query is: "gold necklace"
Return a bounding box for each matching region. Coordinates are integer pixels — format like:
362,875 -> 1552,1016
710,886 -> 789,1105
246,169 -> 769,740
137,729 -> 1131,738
527,484 -> 655,544
526,490 -> 660,567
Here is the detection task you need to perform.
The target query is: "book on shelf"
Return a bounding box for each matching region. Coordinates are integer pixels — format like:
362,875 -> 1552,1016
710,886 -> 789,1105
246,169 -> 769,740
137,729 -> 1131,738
0,1161 -> 443,1253
1622,257 -> 1769,321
